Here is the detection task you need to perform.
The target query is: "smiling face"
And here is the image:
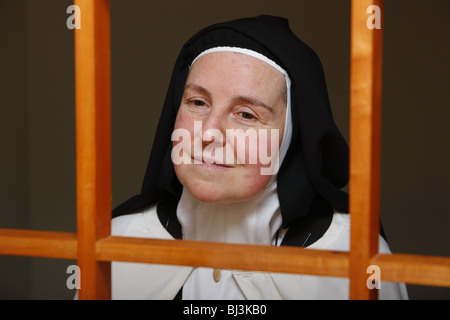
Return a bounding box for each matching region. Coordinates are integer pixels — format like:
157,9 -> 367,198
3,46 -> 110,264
173,51 -> 287,204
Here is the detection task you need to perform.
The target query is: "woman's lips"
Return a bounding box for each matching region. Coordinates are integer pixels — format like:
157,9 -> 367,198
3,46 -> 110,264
193,156 -> 234,169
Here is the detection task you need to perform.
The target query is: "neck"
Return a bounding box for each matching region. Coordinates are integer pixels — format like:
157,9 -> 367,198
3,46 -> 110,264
176,183 -> 282,245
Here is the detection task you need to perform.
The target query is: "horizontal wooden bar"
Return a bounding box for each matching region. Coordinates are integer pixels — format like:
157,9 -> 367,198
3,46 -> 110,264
0,229 -> 77,259
96,236 -> 349,278
1,231 -> 450,289
372,253 -> 450,288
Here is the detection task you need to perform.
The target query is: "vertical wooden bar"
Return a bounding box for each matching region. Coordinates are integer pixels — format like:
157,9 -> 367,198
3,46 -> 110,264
349,0 -> 383,300
75,0 -> 111,300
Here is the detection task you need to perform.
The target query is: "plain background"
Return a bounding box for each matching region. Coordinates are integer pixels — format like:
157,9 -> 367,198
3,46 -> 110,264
0,0 -> 449,299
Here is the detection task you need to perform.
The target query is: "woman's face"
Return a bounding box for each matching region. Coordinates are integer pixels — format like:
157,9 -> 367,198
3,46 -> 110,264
173,51 -> 286,204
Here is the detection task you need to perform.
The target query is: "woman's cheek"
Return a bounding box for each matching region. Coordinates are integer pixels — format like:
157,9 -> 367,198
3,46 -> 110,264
174,108 -> 193,133
241,164 -> 272,195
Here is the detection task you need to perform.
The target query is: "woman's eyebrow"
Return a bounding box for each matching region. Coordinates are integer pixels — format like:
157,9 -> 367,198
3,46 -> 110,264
184,83 -> 210,95
233,95 -> 274,113
184,83 -> 274,113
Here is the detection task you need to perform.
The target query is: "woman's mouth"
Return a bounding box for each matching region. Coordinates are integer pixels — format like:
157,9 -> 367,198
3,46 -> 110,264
193,156 -> 234,169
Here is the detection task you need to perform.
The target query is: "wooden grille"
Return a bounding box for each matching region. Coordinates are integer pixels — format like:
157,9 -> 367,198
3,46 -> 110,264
1,0 -> 449,300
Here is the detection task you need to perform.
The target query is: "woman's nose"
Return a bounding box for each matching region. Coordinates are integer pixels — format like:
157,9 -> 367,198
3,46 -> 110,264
201,109 -> 227,147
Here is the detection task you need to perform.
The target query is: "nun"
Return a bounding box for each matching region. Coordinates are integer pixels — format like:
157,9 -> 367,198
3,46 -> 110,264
111,15 -> 408,300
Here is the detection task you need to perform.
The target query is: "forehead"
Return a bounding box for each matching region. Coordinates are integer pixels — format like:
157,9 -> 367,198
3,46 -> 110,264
187,51 -> 285,98
191,50 -> 278,71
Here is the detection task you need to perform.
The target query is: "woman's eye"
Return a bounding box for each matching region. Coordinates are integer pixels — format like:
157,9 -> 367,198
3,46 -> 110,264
239,112 -> 256,120
192,100 -> 206,107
